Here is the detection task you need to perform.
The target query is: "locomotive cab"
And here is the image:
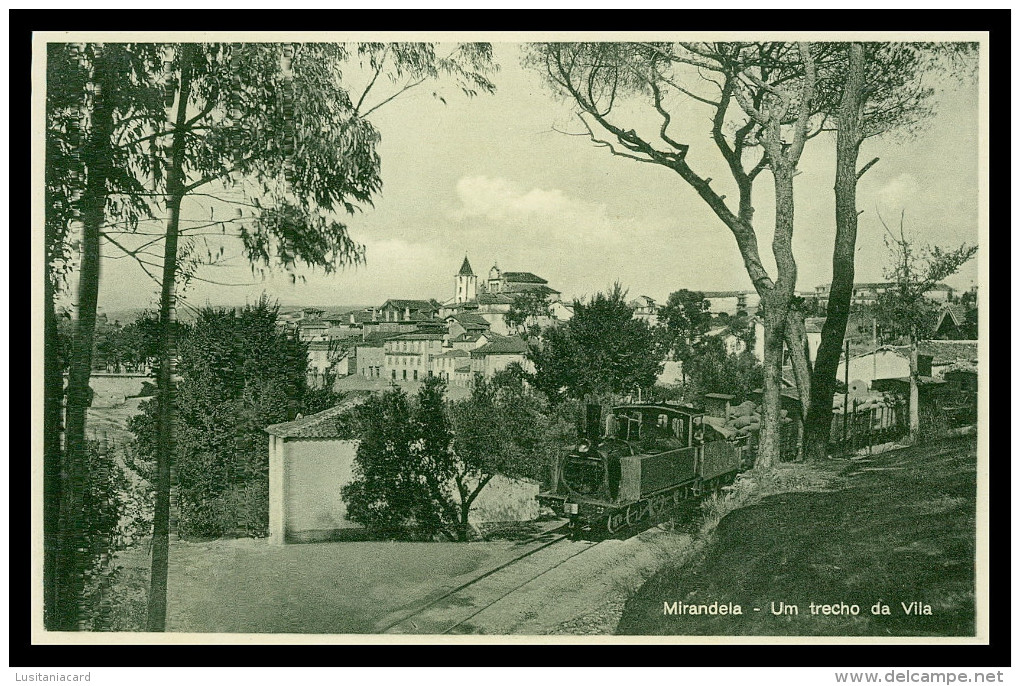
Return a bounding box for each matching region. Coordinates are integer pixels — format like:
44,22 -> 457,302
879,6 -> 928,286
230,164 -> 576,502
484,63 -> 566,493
538,401 -> 741,534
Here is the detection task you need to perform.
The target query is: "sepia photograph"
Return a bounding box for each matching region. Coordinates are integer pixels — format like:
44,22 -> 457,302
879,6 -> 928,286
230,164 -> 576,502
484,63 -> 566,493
32,29 -> 990,647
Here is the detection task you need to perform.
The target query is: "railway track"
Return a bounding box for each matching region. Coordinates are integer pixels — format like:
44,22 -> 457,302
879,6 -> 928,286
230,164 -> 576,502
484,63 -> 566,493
377,525 -> 601,634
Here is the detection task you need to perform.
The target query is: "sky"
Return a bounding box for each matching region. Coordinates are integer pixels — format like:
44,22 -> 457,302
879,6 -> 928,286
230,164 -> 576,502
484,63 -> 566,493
90,41 -> 982,316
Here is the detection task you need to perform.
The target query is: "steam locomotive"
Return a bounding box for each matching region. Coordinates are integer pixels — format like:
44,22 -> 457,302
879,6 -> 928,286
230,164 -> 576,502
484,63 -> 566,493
538,402 -> 743,535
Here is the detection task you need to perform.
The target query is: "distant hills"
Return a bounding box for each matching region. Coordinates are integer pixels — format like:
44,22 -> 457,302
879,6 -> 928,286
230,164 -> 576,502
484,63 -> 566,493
98,304 -> 378,326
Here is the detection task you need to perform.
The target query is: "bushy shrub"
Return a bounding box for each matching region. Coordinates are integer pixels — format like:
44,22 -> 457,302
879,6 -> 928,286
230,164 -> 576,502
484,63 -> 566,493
130,297 -> 344,539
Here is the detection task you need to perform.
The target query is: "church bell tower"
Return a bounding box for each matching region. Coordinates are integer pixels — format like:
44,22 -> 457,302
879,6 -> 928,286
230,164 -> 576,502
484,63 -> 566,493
455,256 -> 477,304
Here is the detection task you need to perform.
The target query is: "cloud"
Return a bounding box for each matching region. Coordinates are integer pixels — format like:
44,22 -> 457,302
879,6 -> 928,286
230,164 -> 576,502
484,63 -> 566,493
875,173 -> 921,213
449,175 -> 632,245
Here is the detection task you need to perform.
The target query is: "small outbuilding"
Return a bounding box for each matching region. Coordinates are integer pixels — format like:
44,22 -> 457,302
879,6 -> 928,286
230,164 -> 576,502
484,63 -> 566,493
265,399 -> 365,544
265,395 -> 541,544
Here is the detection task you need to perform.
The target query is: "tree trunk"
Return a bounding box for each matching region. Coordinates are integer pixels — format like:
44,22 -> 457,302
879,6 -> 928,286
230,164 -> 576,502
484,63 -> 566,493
55,50 -> 116,630
43,269 -> 64,630
755,154 -> 799,470
458,500 -> 471,542
908,337 -> 920,444
783,309 -> 810,461
756,310 -> 786,470
146,44 -> 195,632
804,42 -> 866,462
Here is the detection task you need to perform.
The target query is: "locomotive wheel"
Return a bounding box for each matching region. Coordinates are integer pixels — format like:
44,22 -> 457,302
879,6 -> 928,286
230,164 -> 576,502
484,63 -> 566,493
607,510 -> 627,535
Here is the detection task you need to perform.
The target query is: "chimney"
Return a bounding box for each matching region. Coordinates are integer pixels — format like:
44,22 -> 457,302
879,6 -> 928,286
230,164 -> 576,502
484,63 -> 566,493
372,308 -> 378,322
404,307 -> 411,321
350,313 -> 355,325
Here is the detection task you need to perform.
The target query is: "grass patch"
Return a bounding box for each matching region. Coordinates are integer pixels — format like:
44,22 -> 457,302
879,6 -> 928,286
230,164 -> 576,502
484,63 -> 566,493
616,437 -> 977,636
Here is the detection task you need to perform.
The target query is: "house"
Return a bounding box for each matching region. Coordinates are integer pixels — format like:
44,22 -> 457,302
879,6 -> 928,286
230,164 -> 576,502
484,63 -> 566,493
474,293 -> 516,335
703,290 -> 760,317
377,298 -> 439,324
266,399 -> 366,543
629,296 -> 659,327
815,281 -> 953,308
548,301 -> 575,322
835,346 -> 934,388
353,336 -> 391,379
482,265 -> 560,300
469,335 -> 531,378
931,303 -> 976,340
450,330 -> 501,352
445,311 -> 492,340
306,340 -> 345,387
297,318 -> 330,342
917,340 -> 978,379
266,398 -> 540,544
383,332 -> 445,381
432,348 -> 472,385
705,325 -> 748,356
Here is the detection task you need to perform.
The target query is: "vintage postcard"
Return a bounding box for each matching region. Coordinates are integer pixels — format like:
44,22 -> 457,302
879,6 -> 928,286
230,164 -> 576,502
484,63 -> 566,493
31,30 -> 990,646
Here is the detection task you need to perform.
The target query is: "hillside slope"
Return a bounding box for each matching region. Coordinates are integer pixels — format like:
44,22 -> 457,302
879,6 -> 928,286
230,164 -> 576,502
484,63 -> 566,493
617,437 -> 978,636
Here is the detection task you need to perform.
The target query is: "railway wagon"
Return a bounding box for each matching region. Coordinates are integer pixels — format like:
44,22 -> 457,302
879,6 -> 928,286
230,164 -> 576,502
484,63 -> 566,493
538,402 -> 741,535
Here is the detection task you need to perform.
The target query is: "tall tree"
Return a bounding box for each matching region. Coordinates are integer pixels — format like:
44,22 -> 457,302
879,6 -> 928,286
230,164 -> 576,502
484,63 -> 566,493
345,372 -> 563,542
872,212 -> 976,443
505,290 -> 552,338
343,378 -> 457,540
129,297 -> 330,539
528,284 -> 665,404
682,336 -> 764,403
44,42 -> 162,631
138,42 -> 496,629
532,42 -> 821,467
658,289 -> 712,363
448,367 -> 567,540
342,386 -> 421,536
803,42 -> 978,460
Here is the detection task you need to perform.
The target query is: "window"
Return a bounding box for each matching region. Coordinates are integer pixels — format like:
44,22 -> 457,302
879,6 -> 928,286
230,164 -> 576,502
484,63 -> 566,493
413,370 -> 418,380
391,370 -> 396,380
402,370 -> 407,380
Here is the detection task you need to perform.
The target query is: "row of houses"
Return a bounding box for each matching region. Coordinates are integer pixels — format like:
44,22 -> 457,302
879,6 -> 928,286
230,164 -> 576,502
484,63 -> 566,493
702,281 -> 964,318
293,257 -> 574,387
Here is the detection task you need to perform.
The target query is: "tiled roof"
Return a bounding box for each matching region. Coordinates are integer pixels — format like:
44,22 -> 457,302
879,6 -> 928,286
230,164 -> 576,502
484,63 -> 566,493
804,317 -> 826,333
471,336 -> 528,356
381,299 -> 436,311
435,349 -> 469,359
265,396 -> 366,439
502,271 -> 547,284
455,362 -> 472,373
477,293 -> 515,305
343,309 -> 377,324
458,256 -> 474,276
358,333 -> 401,346
628,296 -> 656,308
506,283 -> 560,296
452,332 -> 483,343
933,303 -> 969,331
392,332 -> 446,340
451,312 -> 491,328
918,340 -> 978,367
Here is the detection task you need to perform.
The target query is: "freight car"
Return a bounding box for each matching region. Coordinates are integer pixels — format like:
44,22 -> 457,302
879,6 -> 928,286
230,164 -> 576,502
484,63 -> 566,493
538,402 -> 742,535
